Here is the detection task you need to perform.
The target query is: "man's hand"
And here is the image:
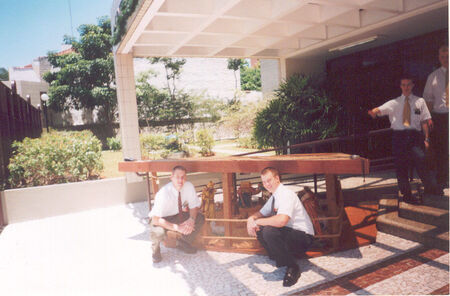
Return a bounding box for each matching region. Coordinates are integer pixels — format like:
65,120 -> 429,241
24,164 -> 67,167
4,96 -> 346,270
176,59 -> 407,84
368,110 -> 376,119
427,119 -> 434,131
178,217 -> 195,235
424,138 -> 430,151
247,217 -> 259,237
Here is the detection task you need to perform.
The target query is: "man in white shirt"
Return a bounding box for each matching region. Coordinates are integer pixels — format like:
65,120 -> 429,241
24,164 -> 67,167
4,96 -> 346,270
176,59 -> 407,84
423,45 -> 449,188
149,166 -> 204,263
368,77 -> 440,204
247,167 -> 314,287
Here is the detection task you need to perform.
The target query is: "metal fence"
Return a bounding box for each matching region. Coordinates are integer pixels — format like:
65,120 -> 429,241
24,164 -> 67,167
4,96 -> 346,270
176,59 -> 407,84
0,81 -> 42,188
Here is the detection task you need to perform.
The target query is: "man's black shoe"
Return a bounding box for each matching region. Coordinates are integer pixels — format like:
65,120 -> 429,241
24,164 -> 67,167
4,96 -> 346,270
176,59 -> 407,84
283,265 -> 301,287
152,250 -> 162,263
403,195 -> 420,205
177,240 -> 197,254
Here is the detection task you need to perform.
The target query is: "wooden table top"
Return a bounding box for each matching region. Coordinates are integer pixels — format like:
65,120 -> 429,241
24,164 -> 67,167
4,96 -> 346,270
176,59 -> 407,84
118,153 -> 369,175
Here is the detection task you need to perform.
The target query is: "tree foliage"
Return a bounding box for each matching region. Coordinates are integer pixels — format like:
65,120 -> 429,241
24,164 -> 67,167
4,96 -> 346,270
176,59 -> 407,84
253,74 -> 340,151
0,67 -> 9,81
227,58 -> 261,92
227,58 -> 244,90
240,64 -> 261,91
43,16 -> 116,123
136,70 -> 194,128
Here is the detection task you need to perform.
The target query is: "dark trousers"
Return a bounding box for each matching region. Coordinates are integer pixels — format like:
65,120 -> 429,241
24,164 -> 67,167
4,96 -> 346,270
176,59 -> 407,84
149,212 -> 204,253
431,112 -> 449,186
392,130 -> 435,197
256,225 -> 313,268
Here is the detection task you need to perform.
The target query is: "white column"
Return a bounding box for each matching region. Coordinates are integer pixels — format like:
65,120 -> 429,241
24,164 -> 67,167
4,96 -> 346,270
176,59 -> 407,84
114,53 -> 141,183
279,57 -> 287,82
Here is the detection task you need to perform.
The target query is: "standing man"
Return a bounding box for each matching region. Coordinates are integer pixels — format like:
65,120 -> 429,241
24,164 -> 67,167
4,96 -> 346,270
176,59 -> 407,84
149,165 -> 204,263
423,45 -> 449,189
247,167 -> 314,287
368,76 -> 439,204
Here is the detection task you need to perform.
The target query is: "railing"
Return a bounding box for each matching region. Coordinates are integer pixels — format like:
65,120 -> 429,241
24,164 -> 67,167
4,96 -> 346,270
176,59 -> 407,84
0,81 -> 42,189
236,128 -> 394,172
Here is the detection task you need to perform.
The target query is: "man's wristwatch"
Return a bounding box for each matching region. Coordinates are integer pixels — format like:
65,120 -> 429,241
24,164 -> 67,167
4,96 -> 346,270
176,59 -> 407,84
425,138 -> 430,143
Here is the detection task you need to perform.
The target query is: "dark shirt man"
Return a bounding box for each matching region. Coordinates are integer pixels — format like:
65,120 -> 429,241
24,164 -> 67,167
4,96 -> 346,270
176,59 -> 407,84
369,77 -> 439,204
149,165 -> 204,263
247,167 -> 314,287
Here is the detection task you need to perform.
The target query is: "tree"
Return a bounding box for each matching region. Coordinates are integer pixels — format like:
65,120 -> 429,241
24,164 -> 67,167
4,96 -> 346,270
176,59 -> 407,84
253,74 -> 340,152
240,63 -> 261,91
136,60 -> 194,131
0,68 -> 8,81
227,58 -> 244,90
43,16 -> 116,124
149,57 -> 186,100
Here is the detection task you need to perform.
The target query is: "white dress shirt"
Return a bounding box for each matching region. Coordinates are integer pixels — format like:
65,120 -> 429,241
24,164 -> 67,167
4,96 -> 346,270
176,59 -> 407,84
378,94 -> 431,131
259,183 -> 314,235
423,67 -> 449,114
149,181 -> 201,218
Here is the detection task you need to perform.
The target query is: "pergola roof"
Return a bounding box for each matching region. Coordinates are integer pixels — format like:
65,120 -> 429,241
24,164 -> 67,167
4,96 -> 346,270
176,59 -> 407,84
115,0 -> 447,59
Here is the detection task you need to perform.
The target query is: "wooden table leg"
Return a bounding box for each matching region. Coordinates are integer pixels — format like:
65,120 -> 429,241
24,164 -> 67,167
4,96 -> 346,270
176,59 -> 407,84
222,173 -> 233,248
325,174 -> 341,250
145,173 -> 152,211
148,172 -> 159,211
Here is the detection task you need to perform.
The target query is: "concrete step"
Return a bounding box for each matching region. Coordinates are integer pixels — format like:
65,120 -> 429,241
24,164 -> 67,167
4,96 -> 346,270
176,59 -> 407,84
377,198 -> 449,251
399,195 -> 449,228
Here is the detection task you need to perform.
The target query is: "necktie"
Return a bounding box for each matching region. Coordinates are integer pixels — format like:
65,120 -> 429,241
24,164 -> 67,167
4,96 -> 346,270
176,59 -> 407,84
445,69 -> 448,107
177,191 -> 183,223
403,96 -> 411,127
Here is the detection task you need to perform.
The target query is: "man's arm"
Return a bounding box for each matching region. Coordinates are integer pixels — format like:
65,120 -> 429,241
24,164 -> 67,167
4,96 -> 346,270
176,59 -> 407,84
255,214 -> 290,228
152,216 -> 181,232
178,207 -> 199,235
247,211 -> 264,237
422,120 -> 431,150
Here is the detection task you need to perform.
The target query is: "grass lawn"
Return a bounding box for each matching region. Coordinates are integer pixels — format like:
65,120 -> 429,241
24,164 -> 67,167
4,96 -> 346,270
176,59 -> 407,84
101,150 -> 124,179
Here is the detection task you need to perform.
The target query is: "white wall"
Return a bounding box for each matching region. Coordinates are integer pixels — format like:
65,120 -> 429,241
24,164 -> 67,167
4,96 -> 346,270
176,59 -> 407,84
134,57 -> 239,100
1,177 -> 147,224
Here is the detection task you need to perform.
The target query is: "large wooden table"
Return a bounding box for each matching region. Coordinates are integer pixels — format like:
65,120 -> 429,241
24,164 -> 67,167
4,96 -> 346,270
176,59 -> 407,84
119,153 -> 369,251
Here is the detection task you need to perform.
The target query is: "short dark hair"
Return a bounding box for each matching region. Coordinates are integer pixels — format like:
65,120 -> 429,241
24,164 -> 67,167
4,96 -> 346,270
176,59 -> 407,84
439,45 -> 448,53
400,76 -> 414,84
261,167 -> 280,179
172,165 -> 187,173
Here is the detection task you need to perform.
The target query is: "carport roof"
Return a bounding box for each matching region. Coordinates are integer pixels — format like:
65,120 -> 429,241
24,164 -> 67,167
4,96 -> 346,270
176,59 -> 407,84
113,0 -> 447,59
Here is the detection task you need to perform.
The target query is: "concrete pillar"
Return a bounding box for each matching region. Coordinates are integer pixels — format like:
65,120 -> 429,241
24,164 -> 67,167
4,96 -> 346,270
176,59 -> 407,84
114,53 -> 141,183
279,57 -> 287,82
260,59 -> 281,99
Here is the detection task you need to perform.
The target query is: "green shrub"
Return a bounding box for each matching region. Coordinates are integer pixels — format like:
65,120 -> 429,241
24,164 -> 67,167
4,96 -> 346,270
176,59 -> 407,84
140,133 -> 166,151
140,133 -> 189,159
8,131 -> 103,188
238,136 -> 258,149
196,129 -> 214,156
253,74 -> 340,151
106,137 -> 122,151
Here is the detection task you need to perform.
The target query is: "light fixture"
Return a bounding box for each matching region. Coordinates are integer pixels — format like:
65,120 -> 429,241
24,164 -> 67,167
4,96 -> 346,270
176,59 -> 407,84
40,93 -> 50,132
40,93 -> 49,102
329,35 -> 378,52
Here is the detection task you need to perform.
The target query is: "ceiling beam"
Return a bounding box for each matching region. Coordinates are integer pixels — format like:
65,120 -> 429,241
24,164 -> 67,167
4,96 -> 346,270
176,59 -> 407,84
208,0 -> 311,57
166,0 -> 243,56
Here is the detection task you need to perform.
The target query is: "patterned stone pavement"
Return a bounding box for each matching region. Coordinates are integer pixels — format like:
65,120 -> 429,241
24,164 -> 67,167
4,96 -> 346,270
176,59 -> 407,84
0,201 -> 447,296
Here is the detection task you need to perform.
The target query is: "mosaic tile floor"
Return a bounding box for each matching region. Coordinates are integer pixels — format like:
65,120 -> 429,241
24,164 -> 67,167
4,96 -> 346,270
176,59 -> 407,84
0,201 -> 447,295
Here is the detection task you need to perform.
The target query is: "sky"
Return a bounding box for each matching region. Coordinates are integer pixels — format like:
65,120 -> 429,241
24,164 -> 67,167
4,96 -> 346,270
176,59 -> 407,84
0,0 -> 113,70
